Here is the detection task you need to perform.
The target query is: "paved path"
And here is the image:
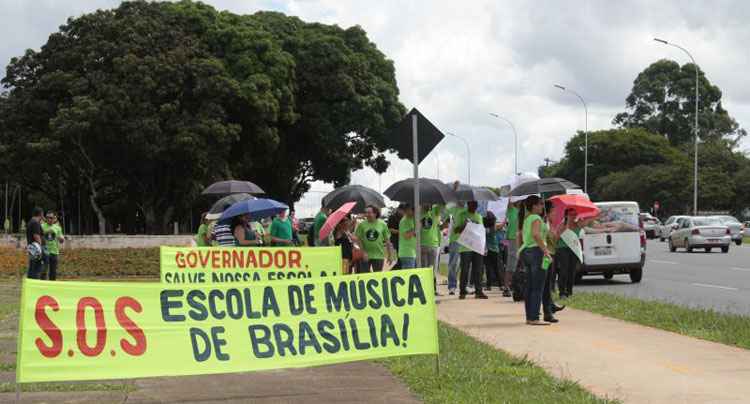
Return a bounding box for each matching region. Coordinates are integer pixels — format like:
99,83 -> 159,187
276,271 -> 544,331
436,286 -> 750,404
580,240 -> 750,315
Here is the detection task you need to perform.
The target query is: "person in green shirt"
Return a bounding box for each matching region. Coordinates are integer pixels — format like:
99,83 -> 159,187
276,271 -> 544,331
503,202 -> 520,297
269,210 -> 294,246
483,211 -> 501,291
454,201 -> 488,299
398,204 -> 417,269
313,203 -> 331,246
519,195 -> 553,325
355,205 -> 392,272
41,211 -> 64,281
420,204 -> 442,269
555,208 -> 583,298
195,212 -> 210,247
446,203 -> 466,294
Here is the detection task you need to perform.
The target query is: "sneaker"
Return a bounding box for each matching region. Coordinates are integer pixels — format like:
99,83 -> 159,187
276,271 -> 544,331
502,289 -> 512,297
544,316 -> 559,323
552,304 -> 566,313
475,293 -> 489,299
448,288 -> 456,296
459,292 -> 467,300
526,320 -> 549,326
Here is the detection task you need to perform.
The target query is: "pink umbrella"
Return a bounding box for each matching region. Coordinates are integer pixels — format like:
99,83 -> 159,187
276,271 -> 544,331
319,201 -> 357,241
548,194 -> 600,228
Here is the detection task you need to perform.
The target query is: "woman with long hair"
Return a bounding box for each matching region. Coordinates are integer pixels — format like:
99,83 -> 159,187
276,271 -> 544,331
518,196 -> 553,325
555,208 -> 583,298
233,214 -> 262,247
334,214 -> 362,274
484,211 -> 501,290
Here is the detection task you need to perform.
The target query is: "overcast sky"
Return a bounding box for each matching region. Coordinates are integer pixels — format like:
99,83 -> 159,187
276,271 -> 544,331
3,0 -> 750,217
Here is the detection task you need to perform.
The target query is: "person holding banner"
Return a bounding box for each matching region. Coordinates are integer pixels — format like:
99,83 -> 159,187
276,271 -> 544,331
519,196 -> 553,325
398,204 -> 417,269
270,210 -> 294,246
446,202 -> 465,295
355,205 -> 392,273
233,214 -> 262,247
455,201 -> 488,300
483,211 -> 501,291
556,208 -> 583,298
503,201 -> 520,298
195,212 -> 210,247
420,204 -> 443,292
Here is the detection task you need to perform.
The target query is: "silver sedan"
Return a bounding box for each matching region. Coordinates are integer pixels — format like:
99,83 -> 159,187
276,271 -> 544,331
712,216 -> 744,246
668,216 -> 731,253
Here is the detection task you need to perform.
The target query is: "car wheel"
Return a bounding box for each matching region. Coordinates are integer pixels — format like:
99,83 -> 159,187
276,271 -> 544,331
722,246 -> 729,253
603,272 -> 613,280
686,239 -> 693,253
629,268 -> 643,283
668,238 -> 676,252
735,240 -> 742,246
705,247 -> 711,253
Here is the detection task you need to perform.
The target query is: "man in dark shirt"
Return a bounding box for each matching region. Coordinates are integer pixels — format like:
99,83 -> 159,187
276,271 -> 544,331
387,205 -> 404,270
26,207 -> 45,279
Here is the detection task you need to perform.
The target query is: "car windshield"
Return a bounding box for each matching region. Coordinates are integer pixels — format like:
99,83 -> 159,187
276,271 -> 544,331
692,217 -> 722,226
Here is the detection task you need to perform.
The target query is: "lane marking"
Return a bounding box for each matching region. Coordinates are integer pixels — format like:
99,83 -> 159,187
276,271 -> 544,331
649,259 -> 678,265
692,283 -> 738,291
731,267 -> 750,272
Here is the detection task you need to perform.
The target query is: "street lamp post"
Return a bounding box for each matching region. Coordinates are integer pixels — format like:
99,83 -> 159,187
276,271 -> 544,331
445,132 -> 471,184
488,113 -> 519,175
654,38 -> 699,216
554,84 -> 589,194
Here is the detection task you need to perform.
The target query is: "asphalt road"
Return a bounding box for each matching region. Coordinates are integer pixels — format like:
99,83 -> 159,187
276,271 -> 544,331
578,239 -> 750,315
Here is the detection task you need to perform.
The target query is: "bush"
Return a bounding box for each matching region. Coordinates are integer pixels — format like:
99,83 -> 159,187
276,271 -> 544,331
0,248 -> 160,279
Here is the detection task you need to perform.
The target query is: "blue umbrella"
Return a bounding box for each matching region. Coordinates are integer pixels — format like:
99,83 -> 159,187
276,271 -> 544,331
219,198 -> 289,221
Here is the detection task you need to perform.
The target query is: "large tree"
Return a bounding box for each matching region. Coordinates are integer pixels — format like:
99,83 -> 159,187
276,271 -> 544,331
613,59 -> 746,146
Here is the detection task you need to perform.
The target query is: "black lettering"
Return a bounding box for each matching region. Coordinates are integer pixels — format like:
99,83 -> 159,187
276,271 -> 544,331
350,318 -> 370,350
367,316 -> 379,348
161,290 -> 185,322
380,314 -> 400,347
243,288 -> 261,319
318,320 -> 340,353
408,275 -> 427,305
208,290 -> 226,319
350,280 -> 367,310
226,289 -> 242,319
337,318 -> 351,351
211,326 -> 230,361
366,279 -> 382,309
288,285 -> 303,316
303,284 -> 317,314
273,324 -> 297,356
187,290 -> 208,321
262,287 -> 280,317
298,321 -> 322,354
190,328 -> 211,361
325,282 -> 350,312
248,325 -> 274,358
391,277 -> 406,307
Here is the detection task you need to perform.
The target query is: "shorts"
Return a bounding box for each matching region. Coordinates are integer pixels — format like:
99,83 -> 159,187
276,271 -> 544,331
506,238 -> 519,273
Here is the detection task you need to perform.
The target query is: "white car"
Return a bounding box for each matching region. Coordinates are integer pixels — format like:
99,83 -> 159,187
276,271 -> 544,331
712,216 -> 744,246
659,215 -> 689,242
640,213 -> 661,239
668,216 -> 731,253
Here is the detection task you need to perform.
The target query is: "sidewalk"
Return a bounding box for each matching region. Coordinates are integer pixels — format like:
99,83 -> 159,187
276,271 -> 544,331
436,286 -> 750,404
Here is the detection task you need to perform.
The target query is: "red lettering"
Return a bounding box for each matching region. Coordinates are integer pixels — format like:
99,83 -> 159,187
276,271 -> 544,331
222,250 -> 231,268
259,250 -> 273,268
186,251 -> 197,268
76,297 -> 107,357
246,251 -> 258,268
34,295 -> 62,358
288,251 -> 302,268
211,250 -> 220,269
274,251 -> 287,268
198,250 -> 210,268
231,250 -> 244,268
115,297 -> 147,356
175,252 -> 185,268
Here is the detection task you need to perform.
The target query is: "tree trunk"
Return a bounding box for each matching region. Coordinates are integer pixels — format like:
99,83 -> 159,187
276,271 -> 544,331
86,177 -> 106,235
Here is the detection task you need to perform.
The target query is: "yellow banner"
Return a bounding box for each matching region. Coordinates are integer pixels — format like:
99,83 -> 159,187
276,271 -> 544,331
16,269 -> 438,383
160,246 -> 343,284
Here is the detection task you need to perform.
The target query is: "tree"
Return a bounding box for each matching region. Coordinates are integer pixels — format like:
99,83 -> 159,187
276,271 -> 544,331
613,59 -> 746,146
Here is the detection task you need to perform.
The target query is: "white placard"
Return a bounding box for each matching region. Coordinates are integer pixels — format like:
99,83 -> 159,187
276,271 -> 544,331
487,198 -> 509,223
457,221 -> 486,255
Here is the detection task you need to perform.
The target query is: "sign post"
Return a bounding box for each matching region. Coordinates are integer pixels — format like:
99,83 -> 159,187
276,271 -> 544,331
412,113 -> 422,268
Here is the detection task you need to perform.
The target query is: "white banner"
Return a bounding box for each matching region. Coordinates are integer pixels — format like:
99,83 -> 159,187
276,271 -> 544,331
457,221 -> 486,255
487,198 -> 509,223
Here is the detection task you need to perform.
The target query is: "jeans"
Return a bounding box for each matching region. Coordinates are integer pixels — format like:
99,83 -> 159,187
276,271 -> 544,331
399,257 -> 416,269
484,250 -> 500,289
555,247 -> 578,296
506,238 -> 519,272
459,251 -> 483,295
447,241 -> 460,290
42,254 -> 59,280
359,259 -> 384,273
522,247 -> 551,321
27,257 -> 43,279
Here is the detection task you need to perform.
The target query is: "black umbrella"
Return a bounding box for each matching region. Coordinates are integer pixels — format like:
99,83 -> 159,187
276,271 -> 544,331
384,178 -> 458,205
322,185 -> 385,214
202,180 -> 265,196
205,193 -> 254,220
453,183 -> 499,202
509,177 -> 580,197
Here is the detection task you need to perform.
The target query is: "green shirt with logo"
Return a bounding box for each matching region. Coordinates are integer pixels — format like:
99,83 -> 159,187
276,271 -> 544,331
355,219 -> 389,259
420,205 -> 442,248
270,217 -> 293,242
398,216 -> 417,258
41,222 -> 63,255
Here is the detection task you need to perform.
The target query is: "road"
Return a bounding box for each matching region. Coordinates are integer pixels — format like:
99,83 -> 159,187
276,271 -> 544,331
578,239 -> 750,315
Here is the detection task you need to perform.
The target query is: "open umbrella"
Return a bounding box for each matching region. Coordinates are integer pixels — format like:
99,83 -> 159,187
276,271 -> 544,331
206,193 -> 255,220
384,178 -> 457,205
548,194 -> 600,228
509,177 -> 579,197
319,201 -> 356,241
323,185 -> 385,214
454,183 -> 499,202
202,180 -> 265,196
219,198 -> 288,221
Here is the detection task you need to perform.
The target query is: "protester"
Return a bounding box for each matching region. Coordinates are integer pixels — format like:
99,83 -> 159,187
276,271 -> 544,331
290,210 -> 301,246
252,220 -> 267,245
334,215 -> 361,274
420,204 -> 442,291
355,205 -> 392,272
387,205 -> 404,269
195,212 -> 210,246
233,214 -> 262,246
41,211 -> 64,281
212,218 -> 236,247
455,201 -> 488,299
484,211 -> 501,291
270,210 -> 294,246
25,207 -> 45,279
446,201 -> 465,295
556,208 -> 583,298
313,203 -> 331,246
519,196 -> 553,325
398,204 -> 417,269
503,201 -> 520,297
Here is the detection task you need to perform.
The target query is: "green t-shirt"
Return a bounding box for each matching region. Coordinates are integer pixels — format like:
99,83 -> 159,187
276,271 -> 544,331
270,217 -> 293,242
522,214 -> 548,251
355,219 -> 389,259
448,206 -> 467,243
196,223 -> 209,247
313,211 -> 327,245
41,222 -> 63,255
398,216 -> 417,258
506,207 -> 519,240
557,227 -> 581,248
455,210 -> 483,253
420,205 -> 442,248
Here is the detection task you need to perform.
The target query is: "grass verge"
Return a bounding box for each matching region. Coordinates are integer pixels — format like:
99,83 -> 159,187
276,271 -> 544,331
0,381 -> 134,393
380,321 -> 617,404
566,292 -> 750,350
